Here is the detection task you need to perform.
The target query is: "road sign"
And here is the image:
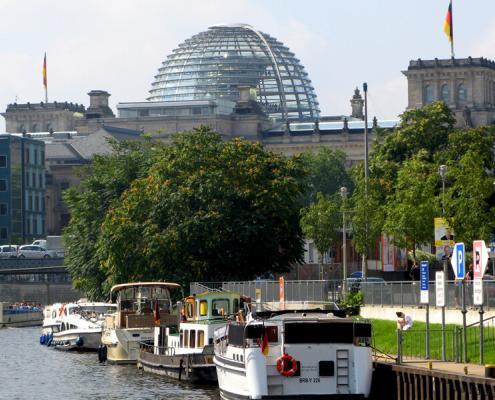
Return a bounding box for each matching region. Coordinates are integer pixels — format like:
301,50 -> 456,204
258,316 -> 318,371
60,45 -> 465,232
450,242 -> 465,279
473,240 -> 490,279
420,261 -> 429,304
435,271 -> 445,307
474,278 -> 484,306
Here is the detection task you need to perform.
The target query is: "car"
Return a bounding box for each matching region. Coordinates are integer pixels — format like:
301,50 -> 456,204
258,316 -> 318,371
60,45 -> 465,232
17,245 -> 55,259
0,245 -> 18,258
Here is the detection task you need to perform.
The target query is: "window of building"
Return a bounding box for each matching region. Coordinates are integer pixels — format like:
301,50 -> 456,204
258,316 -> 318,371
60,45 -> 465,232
0,180 -> 7,191
0,155 -> 7,168
39,173 -> 43,188
0,227 -> 7,240
60,182 -> 70,190
41,151 -> 45,166
34,149 -> 38,165
0,204 -> 7,216
423,84 -> 433,104
19,124 -> 25,132
32,124 -> 38,132
25,149 -> 29,164
32,172 -> 36,188
441,84 -> 450,104
458,83 -> 467,103
35,196 -> 39,212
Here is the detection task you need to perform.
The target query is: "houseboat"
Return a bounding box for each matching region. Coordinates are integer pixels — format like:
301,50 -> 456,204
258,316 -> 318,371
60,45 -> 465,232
101,282 -> 180,364
138,291 -> 241,383
0,302 -> 43,328
214,310 -> 373,399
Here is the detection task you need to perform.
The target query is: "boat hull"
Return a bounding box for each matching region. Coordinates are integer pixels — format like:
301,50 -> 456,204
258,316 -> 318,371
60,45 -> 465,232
51,330 -> 102,351
1,311 -> 43,328
219,389 -> 366,399
102,327 -> 153,364
138,350 -> 217,383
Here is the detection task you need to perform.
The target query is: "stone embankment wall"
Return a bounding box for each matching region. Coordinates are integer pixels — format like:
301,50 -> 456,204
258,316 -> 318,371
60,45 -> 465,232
0,283 -> 82,304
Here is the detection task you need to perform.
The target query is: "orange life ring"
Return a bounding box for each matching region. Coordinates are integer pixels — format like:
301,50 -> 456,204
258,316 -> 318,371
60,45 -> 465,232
276,353 -> 298,377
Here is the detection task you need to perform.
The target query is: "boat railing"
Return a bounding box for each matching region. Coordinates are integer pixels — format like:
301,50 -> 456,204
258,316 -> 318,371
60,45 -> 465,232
139,341 -> 176,356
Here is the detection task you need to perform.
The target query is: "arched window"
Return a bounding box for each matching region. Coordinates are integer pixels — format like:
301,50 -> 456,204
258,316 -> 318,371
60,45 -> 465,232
19,124 -> 25,132
423,84 -> 433,104
441,84 -> 450,104
31,124 -> 37,132
45,123 -> 51,131
457,83 -> 467,104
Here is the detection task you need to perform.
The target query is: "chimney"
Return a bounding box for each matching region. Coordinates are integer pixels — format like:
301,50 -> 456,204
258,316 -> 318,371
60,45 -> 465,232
350,87 -> 364,119
85,90 -> 115,119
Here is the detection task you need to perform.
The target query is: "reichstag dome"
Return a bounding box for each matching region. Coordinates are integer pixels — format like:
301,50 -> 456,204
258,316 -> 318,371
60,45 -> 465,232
148,24 -> 320,121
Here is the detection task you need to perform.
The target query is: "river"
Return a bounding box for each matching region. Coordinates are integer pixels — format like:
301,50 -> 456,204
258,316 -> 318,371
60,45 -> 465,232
1,327 -> 220,400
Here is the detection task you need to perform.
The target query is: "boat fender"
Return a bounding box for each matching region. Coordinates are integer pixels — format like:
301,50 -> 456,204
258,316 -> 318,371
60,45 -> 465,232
276,353 -> 298,377
40,335 -> 45,345
75,337 -> 84,347
98,345 -> 107,363
47,337 -> 53,347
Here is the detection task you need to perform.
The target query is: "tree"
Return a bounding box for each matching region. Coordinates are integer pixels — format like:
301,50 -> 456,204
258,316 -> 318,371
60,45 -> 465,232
63,139 -> 159,299
300,193 -> 342,261
300,147 -> 352,205
96,127 -> 307,291
382,151 -> 439,259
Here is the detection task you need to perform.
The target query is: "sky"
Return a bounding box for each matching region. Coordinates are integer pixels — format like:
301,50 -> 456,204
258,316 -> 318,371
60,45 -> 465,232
1,0 -> 495,131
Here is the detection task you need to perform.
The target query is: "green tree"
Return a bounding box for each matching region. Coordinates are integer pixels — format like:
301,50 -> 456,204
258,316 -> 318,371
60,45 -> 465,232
300,193 -> 342,262
382,151 -> 438,259
63,139 -> 159,299
301,147 -> 351,205
96,127 -> 306,290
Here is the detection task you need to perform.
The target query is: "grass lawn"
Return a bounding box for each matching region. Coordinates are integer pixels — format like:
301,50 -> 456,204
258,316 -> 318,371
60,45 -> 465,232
370,319 -> 495,364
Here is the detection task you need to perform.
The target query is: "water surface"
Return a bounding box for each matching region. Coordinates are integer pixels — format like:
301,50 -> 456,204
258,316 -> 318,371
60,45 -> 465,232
1,327 -> 220,400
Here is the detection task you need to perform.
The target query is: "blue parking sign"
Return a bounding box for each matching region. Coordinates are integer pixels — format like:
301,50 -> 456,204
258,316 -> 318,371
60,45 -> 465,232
420,261 -> 429,290
451,242 -> 465,279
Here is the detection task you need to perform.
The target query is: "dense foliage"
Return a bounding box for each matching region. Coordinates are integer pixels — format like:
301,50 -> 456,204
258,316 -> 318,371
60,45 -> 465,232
64,128 -> 307,298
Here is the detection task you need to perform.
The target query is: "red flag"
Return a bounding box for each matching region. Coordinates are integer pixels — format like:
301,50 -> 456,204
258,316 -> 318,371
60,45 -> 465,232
43,53 -> 47,88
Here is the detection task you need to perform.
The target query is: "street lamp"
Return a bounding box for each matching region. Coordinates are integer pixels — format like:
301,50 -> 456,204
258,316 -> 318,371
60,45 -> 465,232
340,186 -> 348,296
439,165 -> 447,217
438,164 -> 447,361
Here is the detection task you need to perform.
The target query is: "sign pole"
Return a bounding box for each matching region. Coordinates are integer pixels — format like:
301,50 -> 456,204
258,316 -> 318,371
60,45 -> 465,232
436,270 -> 446,361
480,303 -> 484,365
461,280 -> 467,362
420,261 -> 430,359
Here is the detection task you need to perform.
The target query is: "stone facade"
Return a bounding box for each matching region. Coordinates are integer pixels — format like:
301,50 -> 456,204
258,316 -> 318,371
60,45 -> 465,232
1,102 -> 85,133
403,57 -> 495,127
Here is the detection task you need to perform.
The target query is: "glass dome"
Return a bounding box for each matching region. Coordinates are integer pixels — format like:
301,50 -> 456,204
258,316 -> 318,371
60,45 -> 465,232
148,24 -> 320,121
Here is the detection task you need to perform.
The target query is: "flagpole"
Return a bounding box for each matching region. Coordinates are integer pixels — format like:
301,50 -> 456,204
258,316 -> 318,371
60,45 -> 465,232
43,52 -> 48,103
450,0 -> 455,58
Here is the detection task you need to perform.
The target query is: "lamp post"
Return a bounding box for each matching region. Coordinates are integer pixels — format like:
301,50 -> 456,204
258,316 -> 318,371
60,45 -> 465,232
363,82 -> 369,279
341,186 -> 348,297
438,164 -> 447,361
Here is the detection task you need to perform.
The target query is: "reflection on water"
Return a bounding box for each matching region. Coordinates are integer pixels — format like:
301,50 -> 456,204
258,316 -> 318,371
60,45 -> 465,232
1,327 -> 220,400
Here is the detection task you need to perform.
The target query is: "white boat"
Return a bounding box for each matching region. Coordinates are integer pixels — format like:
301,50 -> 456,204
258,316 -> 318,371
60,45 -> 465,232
138,291 -> 241,383
214,309 -> 373,399
40,301 -> 116,351
101,282 -> 180,364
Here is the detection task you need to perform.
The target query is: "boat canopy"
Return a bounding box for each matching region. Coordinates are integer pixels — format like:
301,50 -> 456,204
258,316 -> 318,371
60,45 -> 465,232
110,282 -> 181,293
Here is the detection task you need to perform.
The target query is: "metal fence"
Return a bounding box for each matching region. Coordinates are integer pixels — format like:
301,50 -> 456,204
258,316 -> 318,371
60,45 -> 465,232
191,279 -> 495,309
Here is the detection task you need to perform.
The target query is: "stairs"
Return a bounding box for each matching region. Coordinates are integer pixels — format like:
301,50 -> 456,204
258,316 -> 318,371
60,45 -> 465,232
336,349 -> 350,388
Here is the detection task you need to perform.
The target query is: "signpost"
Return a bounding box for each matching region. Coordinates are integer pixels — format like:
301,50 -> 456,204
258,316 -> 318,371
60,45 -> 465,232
451,242 -> 467,361
473,240 -> 490,364
436,270 -> 446,361
420,261 -> 430,358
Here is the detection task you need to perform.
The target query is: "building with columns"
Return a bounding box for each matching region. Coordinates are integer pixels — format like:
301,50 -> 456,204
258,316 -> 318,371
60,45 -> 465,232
403,57 -> 495,127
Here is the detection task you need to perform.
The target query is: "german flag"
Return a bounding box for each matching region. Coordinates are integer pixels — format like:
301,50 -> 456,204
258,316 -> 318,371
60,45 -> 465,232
443,1 -> 453,43
43,53 -> 47,88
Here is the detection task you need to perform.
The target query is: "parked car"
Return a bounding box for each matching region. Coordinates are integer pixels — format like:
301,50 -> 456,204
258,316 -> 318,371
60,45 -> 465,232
0,245 -> 18,258
17,245 -> 55,259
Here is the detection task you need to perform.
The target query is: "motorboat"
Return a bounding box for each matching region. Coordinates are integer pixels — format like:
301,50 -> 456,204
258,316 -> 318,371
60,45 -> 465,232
101,282 -> 180,364
138,291 -> 241,383
0,302 -> 43,328
40,301 -> 116,350
214,309 -> 373,399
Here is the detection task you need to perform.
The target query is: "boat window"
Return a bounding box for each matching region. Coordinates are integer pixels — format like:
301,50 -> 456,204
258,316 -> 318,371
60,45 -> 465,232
264,326 -> 278,342
186,303 -> 194,319
180,330 -> 184,347
199,301 -> 208,316
212,299 -> 229,317
319,361 -> 335,376
64,308 -> 67,316
190,330 -> 196,348
198,330 -> 205,348
233,299 -> 239,313
228,324 -> 245,347
285,322 -> 354,344
245,324 -> 263,339
184,330 -> 189,347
